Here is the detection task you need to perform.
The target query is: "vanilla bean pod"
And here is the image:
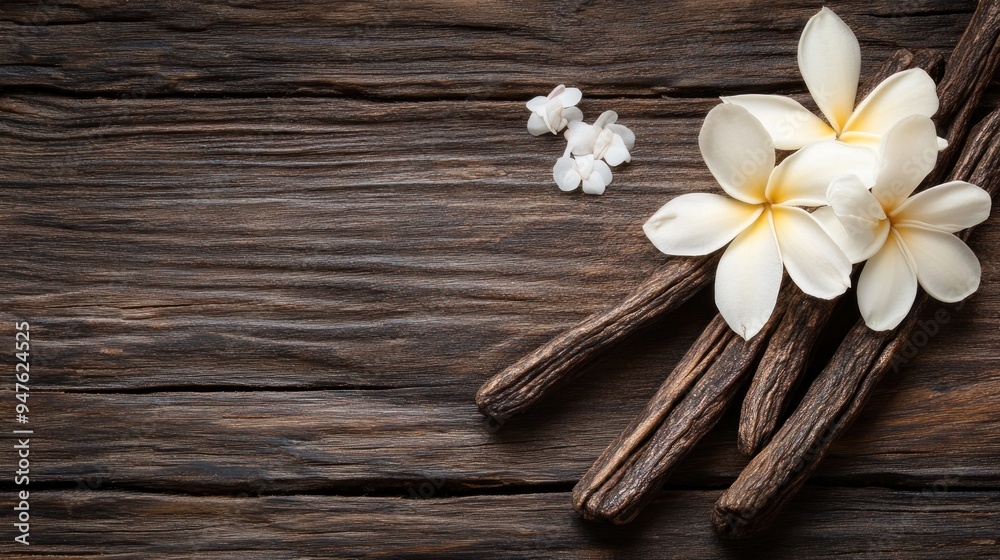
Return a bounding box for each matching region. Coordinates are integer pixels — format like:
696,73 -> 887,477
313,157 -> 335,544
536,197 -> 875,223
571,290 -> 791,524
736,48 -> 946,456
476,253 -> 718,418
713,107 -> 1000,540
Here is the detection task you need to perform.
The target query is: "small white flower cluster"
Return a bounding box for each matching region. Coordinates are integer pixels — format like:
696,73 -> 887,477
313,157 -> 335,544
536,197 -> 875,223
526,85 -> 635,195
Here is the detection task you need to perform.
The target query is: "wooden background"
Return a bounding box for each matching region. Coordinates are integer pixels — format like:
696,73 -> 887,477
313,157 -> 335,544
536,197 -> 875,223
0,0 -> 998,557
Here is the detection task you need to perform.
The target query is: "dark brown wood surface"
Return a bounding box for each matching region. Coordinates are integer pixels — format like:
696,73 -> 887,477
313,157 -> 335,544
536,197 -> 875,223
0,0 -> 998,557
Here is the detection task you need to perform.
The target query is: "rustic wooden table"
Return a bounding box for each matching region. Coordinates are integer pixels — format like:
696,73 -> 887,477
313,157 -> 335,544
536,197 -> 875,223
1,0 -> 998,557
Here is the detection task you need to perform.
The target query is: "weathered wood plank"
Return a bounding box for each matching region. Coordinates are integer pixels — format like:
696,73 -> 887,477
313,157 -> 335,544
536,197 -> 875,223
12,354 -> 1000,494
1,95 -> 997,394
1,94 -> 998,495
2,488 -> 998,558
0,0 -> 976,98
0,95 -> 726,391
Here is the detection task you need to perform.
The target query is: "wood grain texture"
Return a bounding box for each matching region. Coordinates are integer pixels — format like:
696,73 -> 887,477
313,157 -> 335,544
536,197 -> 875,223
5,489 -> 1000,558
476,252 -> 718,418
0,1 -> 977,98
0,0 -> 998,556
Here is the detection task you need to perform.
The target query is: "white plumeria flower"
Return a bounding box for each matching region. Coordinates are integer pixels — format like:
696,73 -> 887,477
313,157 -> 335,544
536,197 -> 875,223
553,153 -> 613,195
643,104 -> 876,340
526,84 -> 583,136
564,110 -> 636,166
722,8 -> 945,152
814,115 -> 991,331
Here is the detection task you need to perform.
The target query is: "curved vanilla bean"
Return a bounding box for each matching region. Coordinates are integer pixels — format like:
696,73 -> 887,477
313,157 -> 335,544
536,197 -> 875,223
713,108 -> 1000,540
476,253 -> 718,418
735,49 -> 944,457
736,290 -> 838,456
572,291 -> 790,524
936,0 -> 1000,132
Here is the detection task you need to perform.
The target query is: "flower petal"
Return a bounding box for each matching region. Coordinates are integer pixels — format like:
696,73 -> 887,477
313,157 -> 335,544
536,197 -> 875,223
896,224 -> 981,303
843,69 -> 940,137
607,123 -> 635,150
771,206 -> 852,299
594,110 -> 617,128
602,134 -> 631,166
643,193 -> 763,256
527,112 -> 550,136
526,96 -> 548,112
766,140 -> 877,206
812,205 -> 890,264
857,230 -> 918,331
838,130 -> 881,151
715,210 -> 783,340
824,174 -> 891,262
872,115 -> 940,211
699,103 -> 774,204
565,121 -> 598,156
553,157 -> 580,191
543,98 -> 563,134
562,106 -> 584,125
798,7 -> 860,133
582,177 -> 606,195
555,87 -> 582,108
721,94 -> 836,150
827,174 -> 886,223
890,180 -> 992,233
593,159 -> 613,186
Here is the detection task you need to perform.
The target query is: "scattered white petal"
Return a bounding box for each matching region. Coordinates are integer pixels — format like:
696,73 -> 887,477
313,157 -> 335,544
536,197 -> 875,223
553,157 -> 581,191
896,224 -> 981,303
857,230 -> 918,331
601,133 -> 632,166
594,110 -> 617,128
555,87 -> 583,108
606,123 -> 636,150
527,112 -> 550,136
526,84 -> 583,135
582,159 -> 613,195
562,106 -> 584,126
564,111 -> 634,165
525,96 -> 548,112
565,121 -> 599,156
715,211 -> 783,340
553,155 -> 612,195
699,104 -> 773,205
643,193 -> 763,256
798,7 -> 861,133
